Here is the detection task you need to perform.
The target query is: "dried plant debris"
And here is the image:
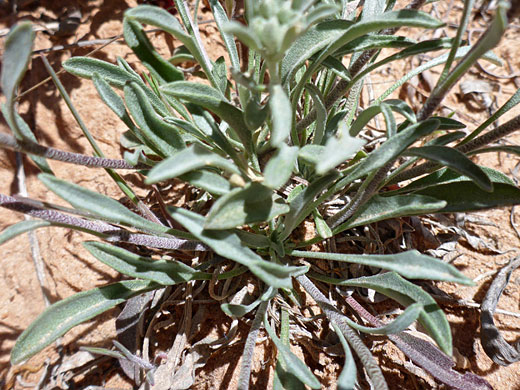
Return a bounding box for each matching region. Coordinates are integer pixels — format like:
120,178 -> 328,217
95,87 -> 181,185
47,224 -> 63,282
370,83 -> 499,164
480,256 -> 520,366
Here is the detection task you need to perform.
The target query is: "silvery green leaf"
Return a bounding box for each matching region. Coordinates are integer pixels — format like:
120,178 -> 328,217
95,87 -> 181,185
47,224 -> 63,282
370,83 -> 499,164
380,102 -> 396,137
398,166 -> 514,193
269,84 -> 293,147
313,209 -> 332,239
298,144 -> 326,166
63,57 -> 140,88
335,272 -> 453,355
434,117 -> 466,130
279,173 -> 338,241
305,84 -> 327,145
124,81 -> 185,157
123,19 -> 183,83
222,21 -> 262,51
84,241 -> 199,284
168,207 -> 307,289
264,315 -> 321,389
1,22 -> 34,112
125,5 -> 216,86
332,323 -> 356,390
404,146 -> 492,192
1,106 -> 53,173
39,173 -> 169,235
212,56 -> 228,94
344,303 -> 423,335
160,81 -> 251,147
244,98 -> 268,131
264,144 -> 299,190
334,194 -> 446,233
0,220 -> 51,245
349,105 -> 382,136
416,182 -> 520,213
11,279 -> 157,364
334,35 -> 416,57
344,119 -> 440,183
468,145 -> 520,157
221,288 -> 276,318
208,0 -> 240,70
274,361 -> 306,390
204,182 -> 290,230
179,170 -> 231,195
145,144 -> 240,184
290,249 -> 472,285
384,99 -> 417,123
315,123 -> 366,174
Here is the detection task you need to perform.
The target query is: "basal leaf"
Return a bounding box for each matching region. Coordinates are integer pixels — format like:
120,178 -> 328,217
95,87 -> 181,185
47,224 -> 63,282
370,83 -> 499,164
264,144 -> 299,190
63,57 -> 140,88
179,170 -> 231,195
123,19 -> 183,83
145,143 -> 240,184
315,123 -> 366,174
160,81 -> 251,147
415,182 -> 520,213
264,314 -> 321,389
124,81 -> 185,157
204,182 -> 290,230
344,119 -> 440,183
84,241 -> 199,285
290,249 -> 472,285
168,207 -> 307,289
335,272 -> 453,355
269,84 -> 293,147
1,22 -> 34,111
0,220 -> 51,245
39,174 -> 169,235
332,323 -> 356,390
344,303 -> 423,335
334,194 -> 446,233
405,146 -> 492,192
11,279 -> 157,364
305,84 -> 327,145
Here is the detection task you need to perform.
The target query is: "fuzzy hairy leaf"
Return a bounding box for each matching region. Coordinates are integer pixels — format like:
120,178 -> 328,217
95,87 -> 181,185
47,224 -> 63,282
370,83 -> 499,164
180,170 -> 231,195
264,144 -> 299,190
405,146 -> 492,192
145,143 -> 240,184
416,182 -> 520,213
1,22 -> 34,110
63,57 -> 140,88
334,194 -> 446,233
168,207 -> 308,289
0,220 -> 51,245
264,315 -> 321,389
84,241 -> 200,284
270,84 -> 293,147
39,174 -> 169,235
323,272 -> 453,355
332,323 -> 356,390
11,279 -> 157,364
204,182 -> 290,230
290,250 -> 472,285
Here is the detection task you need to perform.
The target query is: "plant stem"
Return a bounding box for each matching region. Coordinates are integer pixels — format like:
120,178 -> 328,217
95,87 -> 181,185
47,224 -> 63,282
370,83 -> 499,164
0,132 -> 146,169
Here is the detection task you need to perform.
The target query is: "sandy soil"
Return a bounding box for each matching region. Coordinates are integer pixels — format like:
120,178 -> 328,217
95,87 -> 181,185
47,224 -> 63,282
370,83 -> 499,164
0,1 -> 519,389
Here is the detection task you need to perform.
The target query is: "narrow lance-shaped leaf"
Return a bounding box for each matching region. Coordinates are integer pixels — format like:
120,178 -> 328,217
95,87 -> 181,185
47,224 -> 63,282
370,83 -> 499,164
83,241 -> 202,285
205,182 -> 290,230
269,84 -> 293,147
315,122 -> 366,175
123,18 -> 183,83
304,84 -> 327,145
263,144 -> 299,190
0,220 -> 51,245
343,303 -> 423,335
168,207 -> 308,289
404,145 -> 492,192
415,182 -> 520,213
160,82 -> 251,148
124,82 -> 185,157
317,272 -> 453,355
38,174 -> 170,235
264,312 -> 321,389
11,279 -> 158,364
334,193 -> 447,234
1,22 -> 34,136
146,143 -> 241,184
332,323 -> 356,390
289,249 -> 472,285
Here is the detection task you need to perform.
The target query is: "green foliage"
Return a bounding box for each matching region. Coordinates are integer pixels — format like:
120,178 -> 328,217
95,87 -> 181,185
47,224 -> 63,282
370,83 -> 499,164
2,1 -> 519,388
